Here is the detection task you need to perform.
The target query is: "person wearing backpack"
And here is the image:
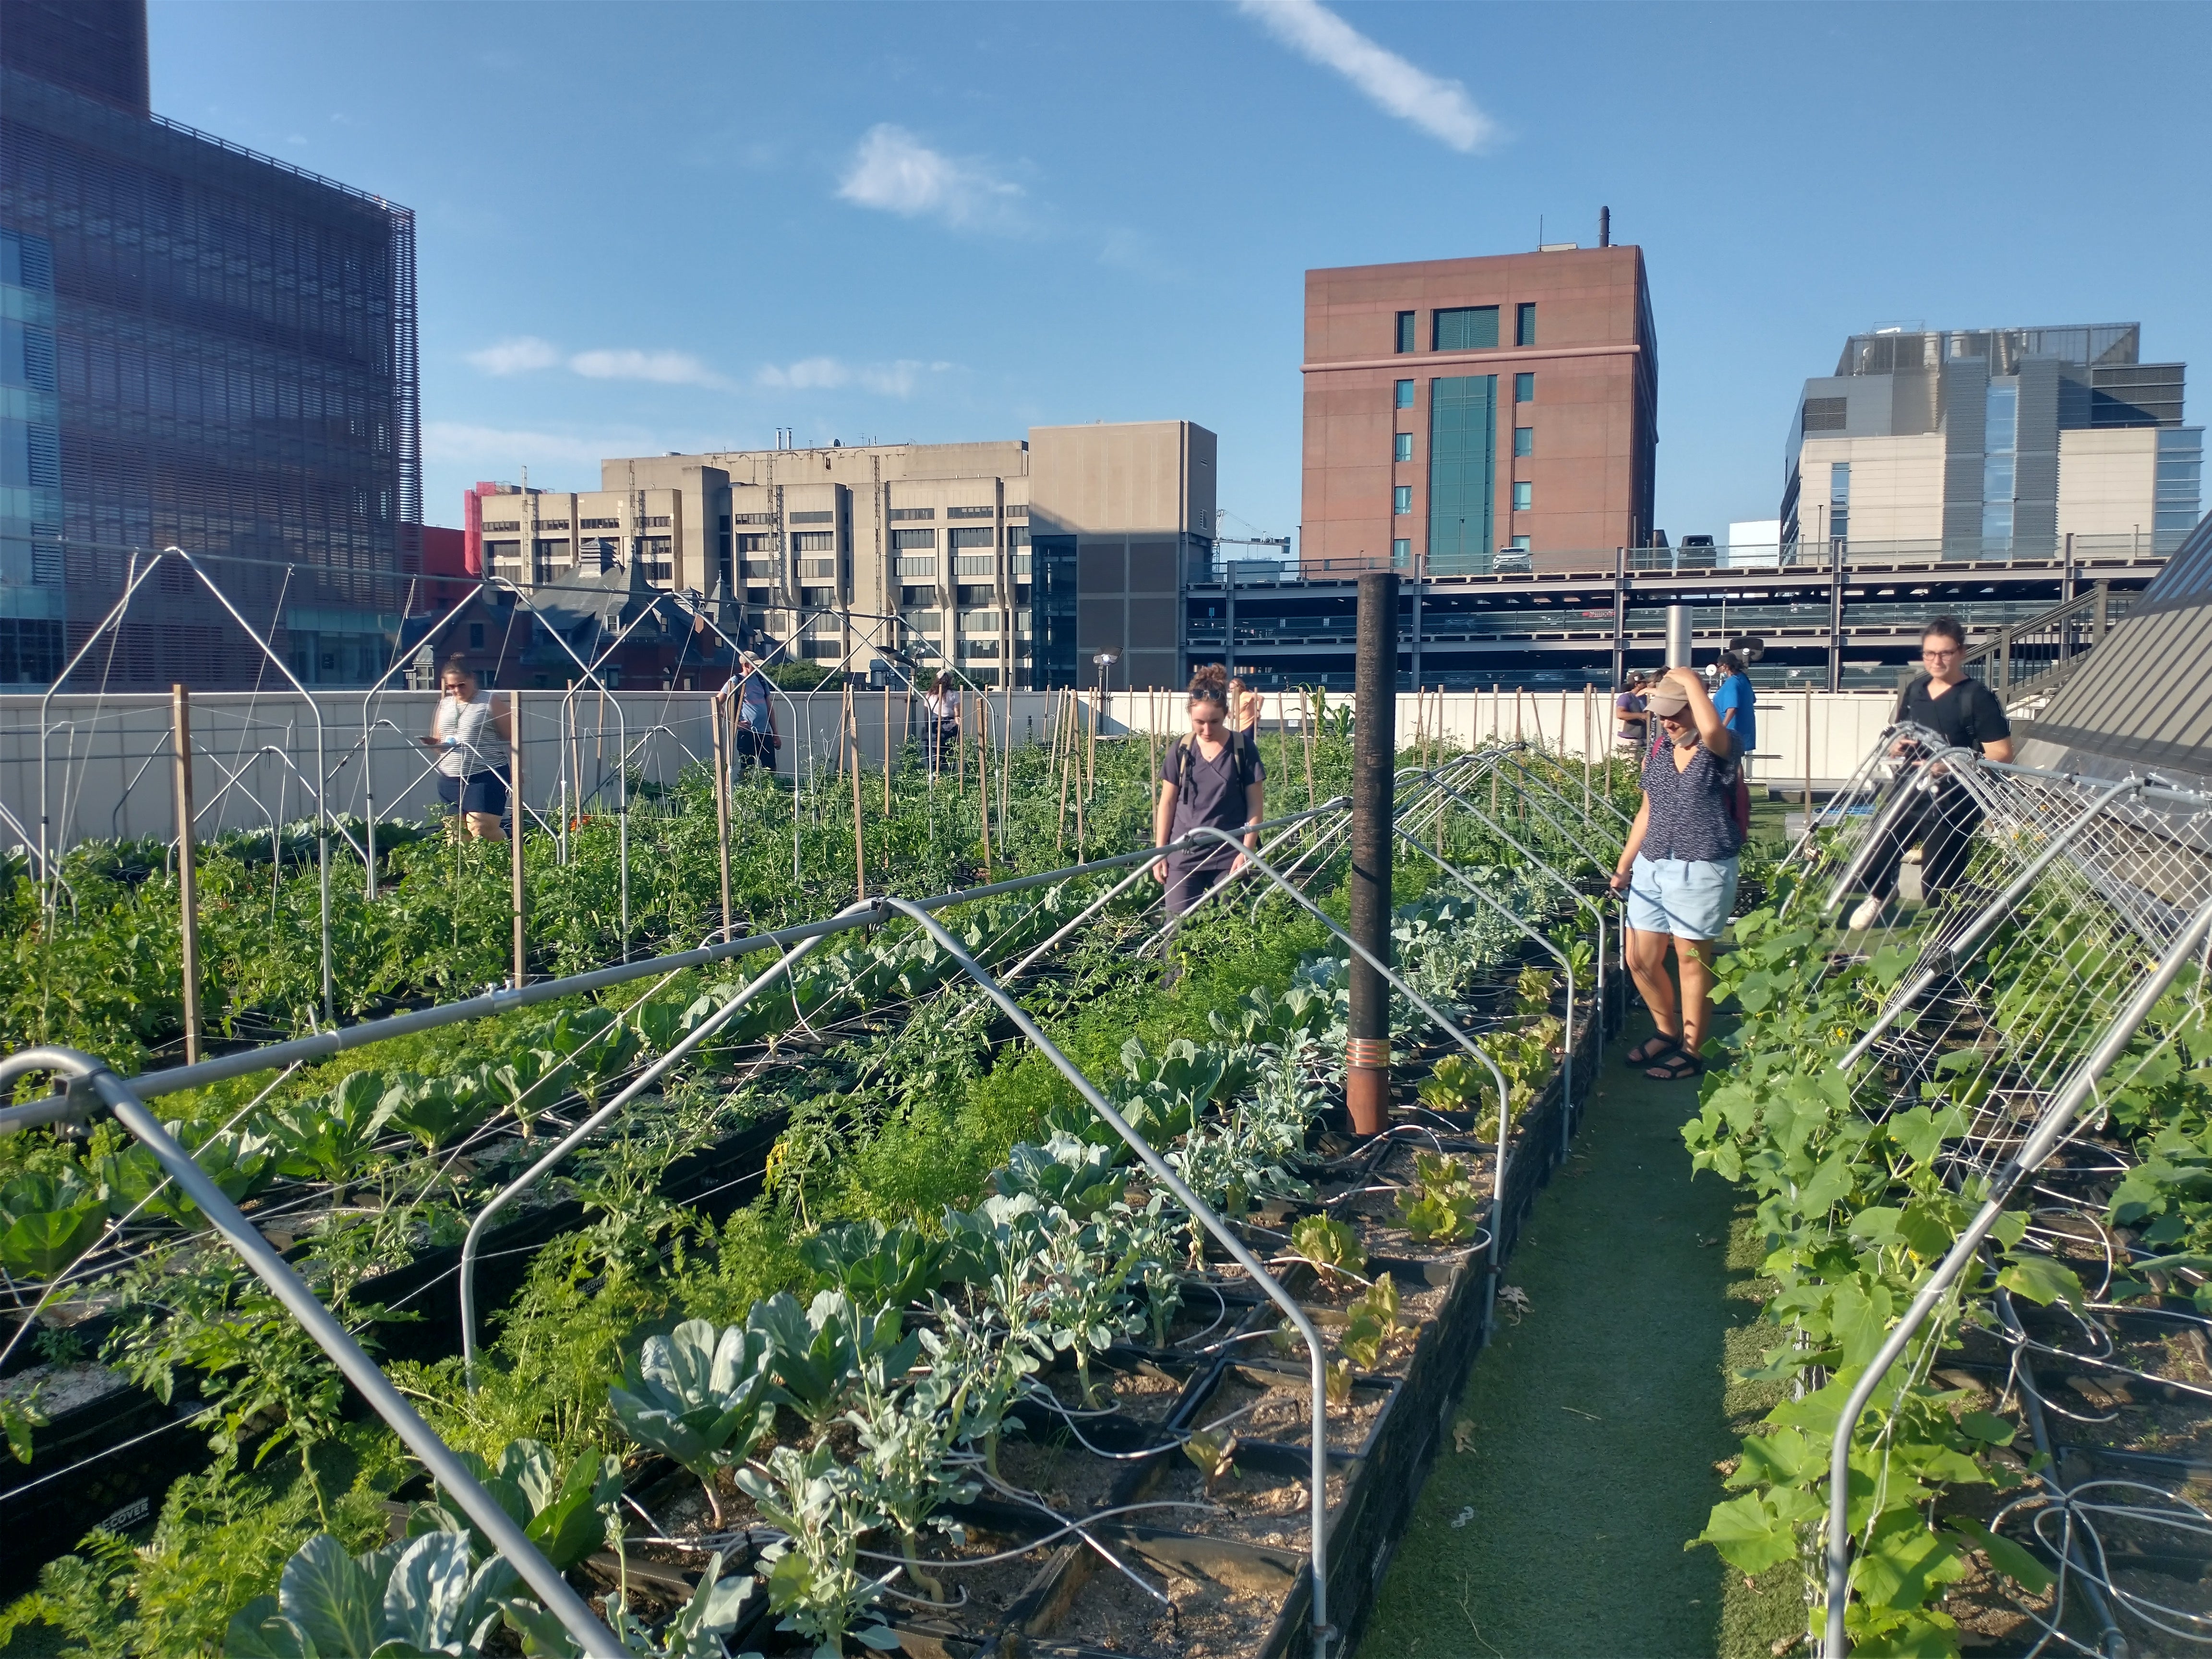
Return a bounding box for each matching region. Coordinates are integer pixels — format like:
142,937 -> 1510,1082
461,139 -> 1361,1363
1608,666 -> 1743,1080
1151,664 -> 1265,921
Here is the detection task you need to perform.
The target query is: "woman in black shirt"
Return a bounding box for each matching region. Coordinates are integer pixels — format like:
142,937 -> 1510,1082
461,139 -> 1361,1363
1152,665 -> 1266,919
1848,617 -> 2012,930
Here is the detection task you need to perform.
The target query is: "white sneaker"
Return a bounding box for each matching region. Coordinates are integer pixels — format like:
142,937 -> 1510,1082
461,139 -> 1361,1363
1849,896 -> 1886,931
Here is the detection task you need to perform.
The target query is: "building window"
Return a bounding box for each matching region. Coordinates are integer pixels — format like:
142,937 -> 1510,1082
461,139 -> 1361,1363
793,531 -> 834,552
789,510 -> 834,524
896,555 -> 938,578
1802,396 -> 1848,433
949,527 -> 996,549
1394,433 -> 1413,462
947,505 -> 995,519
2156,426 -> 2203,553
1514,372 -> 1534,403
1393,484 -> 1412,515
733,512 -> 777,525
1512,481 -> 1533,511
1515,302 -> 1537,347
1982,381 -> 2018,553
1004,503 -> 1028,518
891,528 -> 936,551
1395,379 -> 1415,409
1828,461 -> 1851,546
736,534 -> 771,553
1427,374 -> 1497,575
1392,538 -> 1411,566
1514,426 -> 1533,457
1432,306 -> 1499,351
1007,526 -> 1031,549
1395,311 -> 1416,353
1510,534 -> 1531,553
888,506 -> 935,521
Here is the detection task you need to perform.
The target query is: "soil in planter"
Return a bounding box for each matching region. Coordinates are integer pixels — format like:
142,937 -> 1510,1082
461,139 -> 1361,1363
1358,1022 -> 1776,1659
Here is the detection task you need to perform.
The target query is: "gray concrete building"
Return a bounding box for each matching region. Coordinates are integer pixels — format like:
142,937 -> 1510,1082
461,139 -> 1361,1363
1783,323 -> 2201,561
569,420 -> 1214,688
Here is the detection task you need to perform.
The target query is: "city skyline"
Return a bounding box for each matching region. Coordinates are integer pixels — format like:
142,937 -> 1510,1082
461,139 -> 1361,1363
149,0 -> 2212,554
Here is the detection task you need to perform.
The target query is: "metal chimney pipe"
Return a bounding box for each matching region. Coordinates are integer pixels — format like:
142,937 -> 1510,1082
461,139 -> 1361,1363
1666,603 -> 1692,668
1347,572 -> 1399,1136
1599,206 -> 1611,248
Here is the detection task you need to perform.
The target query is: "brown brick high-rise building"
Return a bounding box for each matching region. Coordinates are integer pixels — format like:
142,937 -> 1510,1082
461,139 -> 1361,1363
1300,245 -> 1657,575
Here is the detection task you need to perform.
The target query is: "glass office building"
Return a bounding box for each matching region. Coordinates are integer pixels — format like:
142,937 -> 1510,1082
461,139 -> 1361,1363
0,1 -> 420,686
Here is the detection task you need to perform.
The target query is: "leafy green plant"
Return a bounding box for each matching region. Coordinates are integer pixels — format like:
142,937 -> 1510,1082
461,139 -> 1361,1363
266,1071 -> 396,1185
736,1443 -> 901,1658
1339,1274 -> 1402,1370
844,1388 -> 978,1602
409,1437 -> 621,1573
607,1321 -> 776,1526
1289,1214 -> 1365,1287
1395,1151 -> 1484,1245
0,1168 -> 106,1278
501,1550 -> 758,1659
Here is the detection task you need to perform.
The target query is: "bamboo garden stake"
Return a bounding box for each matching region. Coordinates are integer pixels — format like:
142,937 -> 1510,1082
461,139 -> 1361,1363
510,689 -> 527,989
171,685 -> 201,1065
710,692 -> 733,942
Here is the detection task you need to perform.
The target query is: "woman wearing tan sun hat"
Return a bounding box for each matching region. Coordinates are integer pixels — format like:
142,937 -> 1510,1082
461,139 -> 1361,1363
1608,666 -> 1744,1081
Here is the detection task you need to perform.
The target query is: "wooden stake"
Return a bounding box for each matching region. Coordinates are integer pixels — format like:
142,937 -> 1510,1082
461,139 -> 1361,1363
711,693 -> 733,942
978,699 -> 992,880
848,683 -> 866,895
1300,687 -> 1315,809
1086,681 -> 1097,798
958,690 -> 967,793
1803,689 -> 1814,827
510,689 -> 527,988
882,685 -> 892,815
171,685 -> 201,1065
1582,685 -> 1592,815
1056,732 -> 1071,852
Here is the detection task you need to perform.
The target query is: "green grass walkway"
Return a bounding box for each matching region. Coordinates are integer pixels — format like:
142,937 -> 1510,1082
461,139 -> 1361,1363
1360,1025 -> 1803,1659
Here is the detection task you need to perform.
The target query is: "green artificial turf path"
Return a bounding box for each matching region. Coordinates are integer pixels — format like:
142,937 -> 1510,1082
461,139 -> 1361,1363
1359,1021 -> 1804,1659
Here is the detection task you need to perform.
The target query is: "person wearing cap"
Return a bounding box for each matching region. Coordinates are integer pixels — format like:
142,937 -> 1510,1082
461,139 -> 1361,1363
1615,671 -> 1652,754
717,652 -> 778,776
1710,651 -> 1757,778
1608,666 -> 1744,1080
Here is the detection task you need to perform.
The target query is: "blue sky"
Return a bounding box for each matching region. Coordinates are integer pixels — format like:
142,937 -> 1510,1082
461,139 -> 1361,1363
152,1 -> 2212,549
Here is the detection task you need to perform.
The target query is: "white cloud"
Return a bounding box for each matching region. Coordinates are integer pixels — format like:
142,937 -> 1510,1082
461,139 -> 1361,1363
836,124 -> 1022,230
755,357 -> 953,398
1236,0 -> 1494,153
567,348 -> 731,389
423,421 -> 642,470
465,336 -> 562,376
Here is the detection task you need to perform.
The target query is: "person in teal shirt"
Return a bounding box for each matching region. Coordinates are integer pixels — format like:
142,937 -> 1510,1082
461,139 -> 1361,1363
1710,651 -> 1756,776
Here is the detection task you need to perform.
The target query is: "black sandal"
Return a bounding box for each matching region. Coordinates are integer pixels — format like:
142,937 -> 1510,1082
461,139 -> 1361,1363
1646,1049 -> 1704,1082
1624,1033 -> 1680,1067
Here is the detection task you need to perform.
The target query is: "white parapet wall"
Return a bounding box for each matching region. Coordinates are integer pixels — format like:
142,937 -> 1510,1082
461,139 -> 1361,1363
1097,686 -> 1898,793
2,684 -> 1897,859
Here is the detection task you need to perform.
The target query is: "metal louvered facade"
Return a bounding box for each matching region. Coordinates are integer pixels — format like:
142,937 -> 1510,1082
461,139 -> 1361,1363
0,38 -> 420,687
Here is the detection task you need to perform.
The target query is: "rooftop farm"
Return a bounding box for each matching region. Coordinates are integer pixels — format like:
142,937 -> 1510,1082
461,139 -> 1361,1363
0,708 -> 1650,1658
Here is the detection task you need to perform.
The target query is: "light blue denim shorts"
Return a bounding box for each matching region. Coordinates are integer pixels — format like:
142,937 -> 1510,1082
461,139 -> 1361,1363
1627,854 -> 1740,942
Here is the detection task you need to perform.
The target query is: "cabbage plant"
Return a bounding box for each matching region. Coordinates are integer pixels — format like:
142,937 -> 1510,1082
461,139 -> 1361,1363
608,1319 -> 776,1526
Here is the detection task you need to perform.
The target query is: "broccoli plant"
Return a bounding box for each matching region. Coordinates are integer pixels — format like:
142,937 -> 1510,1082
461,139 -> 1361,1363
736,1443 -> 901,1658
798,1220 -> 947,1314
750,1290 -> 921,1427
994,1133 -> 1128,1219
223,1531 -> 515,1659
608,1320 -> 776,1527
